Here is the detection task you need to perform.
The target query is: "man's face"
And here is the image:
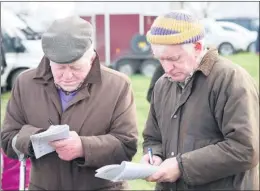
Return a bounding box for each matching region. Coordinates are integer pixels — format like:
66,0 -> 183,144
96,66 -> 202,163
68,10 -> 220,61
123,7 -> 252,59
152,44 -> 199,82
50,50 -> 95,92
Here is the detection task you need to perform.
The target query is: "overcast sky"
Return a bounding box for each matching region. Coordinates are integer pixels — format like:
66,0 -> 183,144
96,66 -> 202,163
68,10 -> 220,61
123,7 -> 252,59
2,2 -> 259,27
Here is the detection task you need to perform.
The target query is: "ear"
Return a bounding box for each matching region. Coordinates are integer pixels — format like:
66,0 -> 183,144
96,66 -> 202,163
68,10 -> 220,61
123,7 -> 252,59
194,42 -> 202,52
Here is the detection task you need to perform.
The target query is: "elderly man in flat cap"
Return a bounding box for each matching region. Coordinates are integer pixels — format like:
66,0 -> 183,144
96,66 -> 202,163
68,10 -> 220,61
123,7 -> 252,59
141,10 -> 259,190
1,16 -> 138,190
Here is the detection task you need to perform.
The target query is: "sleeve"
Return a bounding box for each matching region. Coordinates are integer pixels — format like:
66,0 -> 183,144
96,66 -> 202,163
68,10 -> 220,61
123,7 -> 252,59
143,89 -> 163,158
177,70 -> 259,186
74,83 -> 138,168
1,76 -> 44,159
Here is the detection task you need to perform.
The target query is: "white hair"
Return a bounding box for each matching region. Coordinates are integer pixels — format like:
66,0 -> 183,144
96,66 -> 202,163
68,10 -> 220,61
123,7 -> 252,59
81,44 -> 95,60
182,39 -> 205,55
151,39 -> 206,63
72,44 -> 96,65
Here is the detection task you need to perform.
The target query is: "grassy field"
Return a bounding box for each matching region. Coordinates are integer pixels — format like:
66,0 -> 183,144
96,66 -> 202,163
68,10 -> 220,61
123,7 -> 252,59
0,53 -> 259,190
226,53 -> 259,83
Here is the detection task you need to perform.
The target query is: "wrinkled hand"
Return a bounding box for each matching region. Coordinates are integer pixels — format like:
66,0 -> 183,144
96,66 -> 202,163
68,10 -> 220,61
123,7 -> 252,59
49,131 -> 83,161
141,154 -> 163,166
146,157 -> 181,183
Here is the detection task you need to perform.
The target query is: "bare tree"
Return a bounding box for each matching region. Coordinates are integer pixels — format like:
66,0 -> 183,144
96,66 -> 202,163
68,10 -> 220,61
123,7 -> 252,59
169,1 -> 190,10
180,2 -> 185,9
201,2 -> 211,18
184,2 -> 215,18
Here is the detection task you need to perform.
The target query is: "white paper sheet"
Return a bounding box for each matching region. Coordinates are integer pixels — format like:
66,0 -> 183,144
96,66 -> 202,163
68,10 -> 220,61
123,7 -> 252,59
95,161 -> 159,182
30,125 -> 70,159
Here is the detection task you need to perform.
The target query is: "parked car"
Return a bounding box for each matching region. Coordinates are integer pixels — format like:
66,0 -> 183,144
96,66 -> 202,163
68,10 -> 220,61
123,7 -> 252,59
1,27 -> 43,90
216,17 -> 259,32
201,19 -> 251,56
217,21 -> 257,52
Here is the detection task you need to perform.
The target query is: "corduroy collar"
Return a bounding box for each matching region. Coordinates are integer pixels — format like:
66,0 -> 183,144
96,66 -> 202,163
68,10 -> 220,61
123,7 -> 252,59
164,48 -> 219,88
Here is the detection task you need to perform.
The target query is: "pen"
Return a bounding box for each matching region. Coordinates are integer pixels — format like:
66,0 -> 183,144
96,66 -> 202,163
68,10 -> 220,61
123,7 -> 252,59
48,119 -> 53,125
148,147 -> 154,165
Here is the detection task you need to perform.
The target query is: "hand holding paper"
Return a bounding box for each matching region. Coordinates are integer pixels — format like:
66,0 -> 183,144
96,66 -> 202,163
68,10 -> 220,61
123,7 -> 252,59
146,157 -> 181,183
30,124 -> 70,159
95,161 -> 160,182
50,131 -> 84,161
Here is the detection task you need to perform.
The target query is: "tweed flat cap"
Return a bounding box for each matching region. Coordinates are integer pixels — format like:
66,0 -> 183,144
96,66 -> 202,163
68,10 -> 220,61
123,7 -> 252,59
41,16 -> 93,64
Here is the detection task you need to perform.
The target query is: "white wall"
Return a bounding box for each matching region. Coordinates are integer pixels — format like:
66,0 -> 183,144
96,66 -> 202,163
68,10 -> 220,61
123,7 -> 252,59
74,2 -> 173,15
2,1 -> 259,26
2,2 -> 75,28
210,2 -> 259,18
3,2 -> 259,17
2,2 -> 179,16
184,2 -> 259,18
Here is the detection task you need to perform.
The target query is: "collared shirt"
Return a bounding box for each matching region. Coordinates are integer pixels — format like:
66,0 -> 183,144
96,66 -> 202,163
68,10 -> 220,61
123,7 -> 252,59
165,71 -> 194,90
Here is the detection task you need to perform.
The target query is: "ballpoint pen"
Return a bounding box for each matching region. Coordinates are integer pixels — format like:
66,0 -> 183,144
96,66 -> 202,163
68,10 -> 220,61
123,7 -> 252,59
48,119 -> 53,125
148,147 -> 154,165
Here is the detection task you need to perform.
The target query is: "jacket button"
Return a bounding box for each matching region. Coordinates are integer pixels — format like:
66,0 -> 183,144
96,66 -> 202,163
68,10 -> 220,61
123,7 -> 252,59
173,115 -> 177,118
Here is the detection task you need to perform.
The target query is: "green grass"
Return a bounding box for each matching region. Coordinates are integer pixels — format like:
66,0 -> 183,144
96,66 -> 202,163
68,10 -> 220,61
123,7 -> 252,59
0,53 -> 258,190
128,76 -> 156,189
1,92 -> 10,124
226,53 -> 259,84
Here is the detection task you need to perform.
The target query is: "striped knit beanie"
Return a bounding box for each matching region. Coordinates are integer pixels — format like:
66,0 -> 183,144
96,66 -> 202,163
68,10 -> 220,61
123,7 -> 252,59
146,10 -> 205,45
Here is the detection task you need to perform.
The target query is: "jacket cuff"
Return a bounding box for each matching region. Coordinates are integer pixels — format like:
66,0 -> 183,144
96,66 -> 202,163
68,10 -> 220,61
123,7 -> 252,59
15,125 -> 44,156
74,136 -> 90,166
176,153 -> 192,185
74,157 -> 86,165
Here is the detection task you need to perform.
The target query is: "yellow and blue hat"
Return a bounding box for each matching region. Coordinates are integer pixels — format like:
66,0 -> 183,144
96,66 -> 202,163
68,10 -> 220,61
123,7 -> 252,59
146,11 -> 205,45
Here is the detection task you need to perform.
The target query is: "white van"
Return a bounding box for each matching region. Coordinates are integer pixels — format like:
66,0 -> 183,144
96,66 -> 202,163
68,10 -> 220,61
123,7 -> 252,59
1,27 -> 43,90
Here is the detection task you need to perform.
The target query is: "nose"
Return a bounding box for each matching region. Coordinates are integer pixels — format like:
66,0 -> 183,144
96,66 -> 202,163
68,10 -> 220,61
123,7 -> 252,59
162,62 -> 175,73
62,68 -> 73,79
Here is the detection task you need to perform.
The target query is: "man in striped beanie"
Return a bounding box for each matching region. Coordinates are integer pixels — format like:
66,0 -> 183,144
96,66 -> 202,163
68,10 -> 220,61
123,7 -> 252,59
146,10 -> 206,85
142,10 -> 259,190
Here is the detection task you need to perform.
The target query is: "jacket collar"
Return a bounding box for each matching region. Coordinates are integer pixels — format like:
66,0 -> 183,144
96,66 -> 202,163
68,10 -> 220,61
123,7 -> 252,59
33,51 -> 102,85
163,48 -> 219,86
197,48 -> 219,76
